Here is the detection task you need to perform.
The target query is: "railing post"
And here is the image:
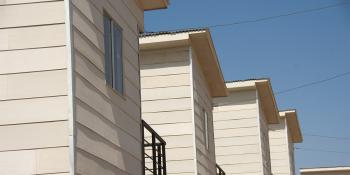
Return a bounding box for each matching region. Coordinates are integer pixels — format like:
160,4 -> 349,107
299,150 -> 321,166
162,143 -> 166,175
141,121 -> 145,175
152,133 -> 157,175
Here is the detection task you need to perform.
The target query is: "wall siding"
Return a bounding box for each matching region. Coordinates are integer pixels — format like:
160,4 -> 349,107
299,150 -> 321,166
258,98 -> 273,175
0,1 -> 69,174
72,0 -> 144,174
191,48 -> 217,175
213,90 -> 263,175
140,47 -> 196,174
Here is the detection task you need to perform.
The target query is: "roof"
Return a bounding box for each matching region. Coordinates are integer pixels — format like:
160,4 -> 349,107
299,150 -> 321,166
279,109 -> 303,143
140,28 -> 228,97
140,28 -> 207,37
139,0 -> 169,11
225,79 -> 279,124
300,166 -> 350,174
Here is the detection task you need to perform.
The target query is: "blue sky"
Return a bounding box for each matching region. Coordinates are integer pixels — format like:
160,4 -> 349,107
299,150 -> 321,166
145,0 -> 350,174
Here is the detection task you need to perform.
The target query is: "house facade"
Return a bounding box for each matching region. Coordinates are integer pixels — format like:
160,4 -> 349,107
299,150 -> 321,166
213,79 -> 280,175
269,110 -> 303,175
140,29 -> 228,175
0,0 -> 168,174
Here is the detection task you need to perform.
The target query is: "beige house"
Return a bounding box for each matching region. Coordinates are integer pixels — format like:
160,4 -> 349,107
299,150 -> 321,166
140,28 -> 228,174
213,79 -> 280,175
269,110 -> 303,175
300,167 -> 350,175
0,0 -> 168,175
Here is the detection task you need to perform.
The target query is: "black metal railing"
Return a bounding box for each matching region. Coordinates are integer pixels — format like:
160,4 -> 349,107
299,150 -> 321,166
142,120 -> 167,175
216,164 -> 226,175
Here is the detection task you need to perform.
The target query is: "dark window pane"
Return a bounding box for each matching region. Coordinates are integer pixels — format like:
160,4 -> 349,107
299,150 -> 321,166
104,15 -> 113,86
113,23 -> 123,93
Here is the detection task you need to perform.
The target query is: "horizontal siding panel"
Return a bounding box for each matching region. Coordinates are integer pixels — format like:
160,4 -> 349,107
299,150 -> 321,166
141,62 -> 190,77
0,149 -> 36,174
166,147 -> 193,161
74,53 -> 140,106
35,147 -> 70,174
167,159 -> 195,174
76,99 -> 140,140
0,121 -> 68,151
215,135 -> 260,147
161,135 -> 193,149
73,29 -> 140,89
140,47 -> 189,65
142,98 -> 191,113
142,110 -> 192,124
0,46 -> 67,74
76,149 -> 129,175
0,0 -> 59,5
214,118 -> 258,130
0,96 -> 68,125
214,127 -> 259,138
0,24 -> 66,51
221,163 -> 262,174
216,154 -> 260,165
215,144 -> 260,156
0,1 -> 64,28
76,107 -> 141,158
145,123 -> 192,136
142,85 -> 191,101
141,73 -> 190,89
213,109 -> 257,121
76,124 -> 141,175
74,74 -> 140,122
213,103 -> 256,113
0,69 -> 67,100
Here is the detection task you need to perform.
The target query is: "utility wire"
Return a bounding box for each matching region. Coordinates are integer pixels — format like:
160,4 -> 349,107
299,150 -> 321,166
275,71 -> 350,95
213,71 -> 350,107
147,2 -> 350,32
295,147 -> 350,154
207,2 -> 350,29
304,133 -> 350,141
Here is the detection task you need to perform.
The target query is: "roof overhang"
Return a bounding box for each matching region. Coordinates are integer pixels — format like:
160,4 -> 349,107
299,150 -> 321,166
226,79 -> 279,124
300,167 -> 350,174
140,29 -> 228,97
139,0 -> 169,11
280,110 -> 303,143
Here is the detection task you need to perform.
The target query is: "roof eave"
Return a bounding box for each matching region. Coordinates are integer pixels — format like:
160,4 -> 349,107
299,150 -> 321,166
284,110 -> 303,143
140,0 -> 169,11
256,80 -> 280,124
189,30 -> 228,97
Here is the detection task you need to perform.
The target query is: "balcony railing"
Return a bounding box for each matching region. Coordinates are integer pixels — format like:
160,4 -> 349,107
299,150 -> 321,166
142,120 -> 167,175
216,164 -> 226,175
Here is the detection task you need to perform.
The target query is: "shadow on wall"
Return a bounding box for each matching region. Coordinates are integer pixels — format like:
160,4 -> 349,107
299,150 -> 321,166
72,0 -> 142,174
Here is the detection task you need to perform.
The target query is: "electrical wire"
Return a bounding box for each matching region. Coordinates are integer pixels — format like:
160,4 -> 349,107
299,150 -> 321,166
295,147 -> 350,154
304,133 -> 350,141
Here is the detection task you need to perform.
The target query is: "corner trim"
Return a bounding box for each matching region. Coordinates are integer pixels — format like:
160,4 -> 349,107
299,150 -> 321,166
64,0 -> 76,174
189,46 -> 198,175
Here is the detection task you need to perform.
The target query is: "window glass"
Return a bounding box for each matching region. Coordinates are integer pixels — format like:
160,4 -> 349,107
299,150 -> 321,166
104,14 -> 123,94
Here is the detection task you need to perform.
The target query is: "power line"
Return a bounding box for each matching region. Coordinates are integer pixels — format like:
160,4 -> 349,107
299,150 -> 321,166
304,133 -> 350,141
213,71 -> 350,107
148,2 -> 350,32
275,71 -> 350,95
207,2 -> 350,29
295,147 -> 350,154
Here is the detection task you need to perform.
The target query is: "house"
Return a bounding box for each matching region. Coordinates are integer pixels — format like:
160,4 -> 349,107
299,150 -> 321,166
300,167 -> 350,175
139,28 -> 228,174
0,0 -> 168,174
269,110 -> 303,175
213,79 -> 280,175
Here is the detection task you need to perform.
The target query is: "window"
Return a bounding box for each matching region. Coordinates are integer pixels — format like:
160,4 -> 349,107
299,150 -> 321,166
104,14 -> 123,93
203,109 -> 209,150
